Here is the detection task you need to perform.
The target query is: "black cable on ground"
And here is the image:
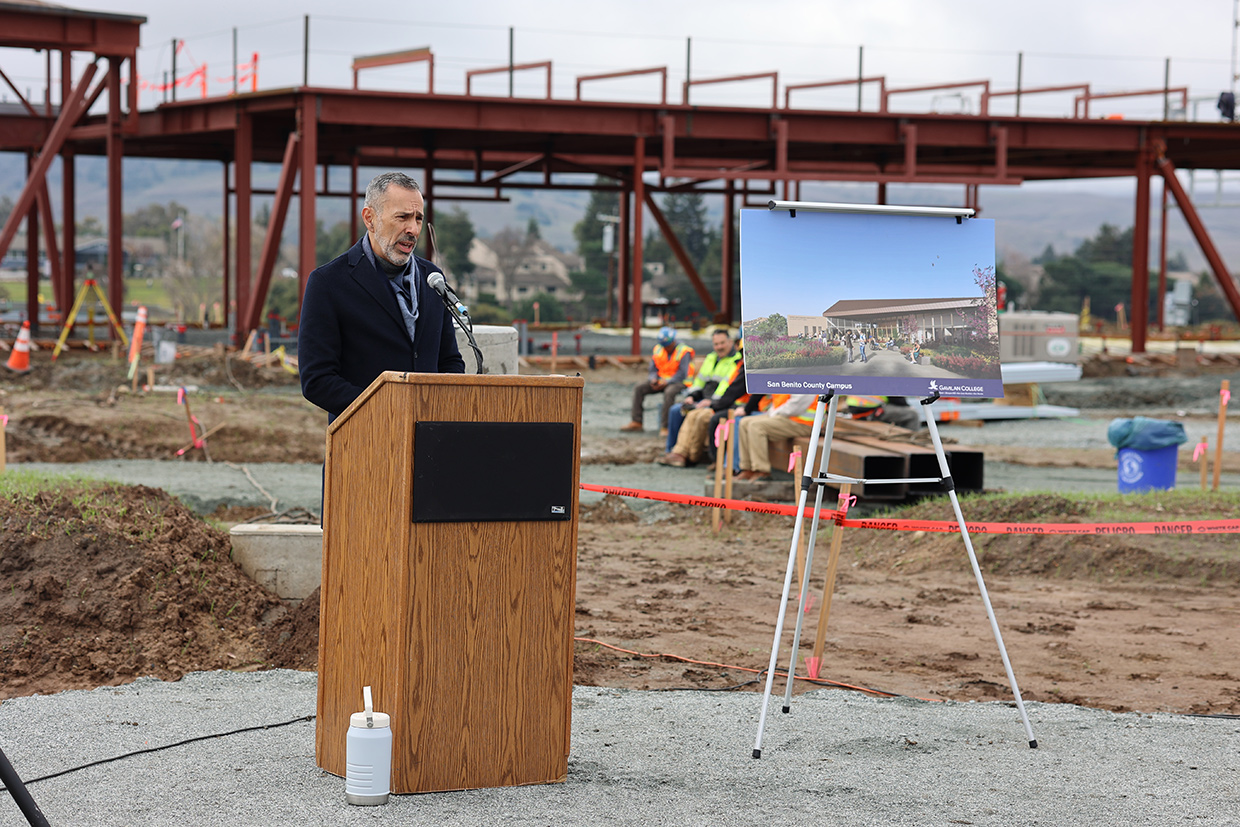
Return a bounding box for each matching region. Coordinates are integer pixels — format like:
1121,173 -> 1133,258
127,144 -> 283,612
0,714 -> 315,792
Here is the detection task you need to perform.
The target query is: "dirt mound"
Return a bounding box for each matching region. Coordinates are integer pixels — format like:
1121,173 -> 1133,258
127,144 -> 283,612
0,483 -> 314,699
264,586 -> 320,671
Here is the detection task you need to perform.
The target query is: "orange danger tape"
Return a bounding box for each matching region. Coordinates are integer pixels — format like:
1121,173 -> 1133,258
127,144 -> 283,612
580,483 -> 837,521
846,516 -> 1240,536
580,483 -> 1240,536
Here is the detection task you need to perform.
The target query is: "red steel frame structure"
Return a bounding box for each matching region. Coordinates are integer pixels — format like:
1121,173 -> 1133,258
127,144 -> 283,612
0,2 -> 142,337
4,5 -> 1240,356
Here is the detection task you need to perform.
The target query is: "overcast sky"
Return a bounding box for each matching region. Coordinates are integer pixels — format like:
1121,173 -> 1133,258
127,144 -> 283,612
5,0 -> 1238,120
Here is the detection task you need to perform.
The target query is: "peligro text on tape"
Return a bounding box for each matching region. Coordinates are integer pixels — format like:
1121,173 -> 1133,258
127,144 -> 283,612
846,516 -> 1240,535
579,483 -> 1240,536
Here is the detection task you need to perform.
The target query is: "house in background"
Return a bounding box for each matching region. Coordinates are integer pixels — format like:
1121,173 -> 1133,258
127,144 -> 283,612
465,236 -> 585,305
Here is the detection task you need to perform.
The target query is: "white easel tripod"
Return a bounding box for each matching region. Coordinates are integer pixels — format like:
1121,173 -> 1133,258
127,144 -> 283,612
750,389 -> 1038,758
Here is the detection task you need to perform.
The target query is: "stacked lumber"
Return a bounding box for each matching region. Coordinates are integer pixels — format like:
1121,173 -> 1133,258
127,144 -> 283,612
766,418 -> 983,502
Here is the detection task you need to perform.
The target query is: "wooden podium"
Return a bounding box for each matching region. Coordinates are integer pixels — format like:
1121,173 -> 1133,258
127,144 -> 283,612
315,371 -> 584,793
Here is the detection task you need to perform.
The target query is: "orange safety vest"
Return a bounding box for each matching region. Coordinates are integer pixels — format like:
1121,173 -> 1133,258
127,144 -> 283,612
726,360 -> 751,406
768,394 -> 818,426
844,395 -> 887,420
653,343 -> 696,381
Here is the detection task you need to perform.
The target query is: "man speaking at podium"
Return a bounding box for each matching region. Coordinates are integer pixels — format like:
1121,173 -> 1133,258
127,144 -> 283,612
298,171 -> 465,420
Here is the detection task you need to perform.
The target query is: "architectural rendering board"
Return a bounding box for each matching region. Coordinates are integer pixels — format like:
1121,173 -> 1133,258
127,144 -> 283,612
739,207 -> 1003,399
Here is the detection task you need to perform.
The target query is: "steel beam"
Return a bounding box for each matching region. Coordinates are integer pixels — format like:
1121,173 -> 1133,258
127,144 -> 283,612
25,155 -> 38,332
642,190 -> 717,317
349,155 -> 359,244
1131,147 -> 1152,353
0,61 -> 98,263
721,180 -> 735,322
246,131 -> 300,335
234,110 -> 252,339
617,187 -> 629,326
222,161 -> 230,333
424,148 -> 436,261
1157,182 -> 1168,331
35,184 -> 61,309
0,7 -> 143,54
61,48 -> 76,313
106,58 -> 123,323
298,93 -> 317,309
1156,152 -> 1240,324
631,136 -> 645,356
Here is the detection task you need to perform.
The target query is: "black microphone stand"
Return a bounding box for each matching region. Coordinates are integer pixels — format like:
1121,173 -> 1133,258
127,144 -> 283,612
0,744 -> 51,827
436,291 -> 487,374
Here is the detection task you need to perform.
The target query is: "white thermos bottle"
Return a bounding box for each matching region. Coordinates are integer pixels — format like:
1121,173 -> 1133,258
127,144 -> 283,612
345,685 -> 392,805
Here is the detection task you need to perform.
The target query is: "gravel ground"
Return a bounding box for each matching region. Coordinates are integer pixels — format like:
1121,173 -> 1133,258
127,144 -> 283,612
0,670 -> 1236,827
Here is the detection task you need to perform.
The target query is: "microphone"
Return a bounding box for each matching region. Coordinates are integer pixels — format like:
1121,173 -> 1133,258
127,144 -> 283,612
426,271 -> 486,374
426,272 -> 468,317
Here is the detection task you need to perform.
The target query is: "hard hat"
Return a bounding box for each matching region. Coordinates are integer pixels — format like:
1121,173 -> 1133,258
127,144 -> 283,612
657,326 -> 676,346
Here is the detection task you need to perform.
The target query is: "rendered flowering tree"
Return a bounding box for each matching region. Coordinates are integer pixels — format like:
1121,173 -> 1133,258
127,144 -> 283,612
964,265 -> 999,349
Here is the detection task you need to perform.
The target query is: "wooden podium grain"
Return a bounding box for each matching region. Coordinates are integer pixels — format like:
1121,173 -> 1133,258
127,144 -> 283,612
315,371 -> 584,793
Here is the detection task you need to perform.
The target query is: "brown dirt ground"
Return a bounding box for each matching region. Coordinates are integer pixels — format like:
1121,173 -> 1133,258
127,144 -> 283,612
0,348 -> 325,463
0,351 -> 1236,716
572,494 -> 1240,715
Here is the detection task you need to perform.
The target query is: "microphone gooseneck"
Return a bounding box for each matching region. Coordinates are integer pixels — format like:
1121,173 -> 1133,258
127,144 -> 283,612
427,271 -> 486,375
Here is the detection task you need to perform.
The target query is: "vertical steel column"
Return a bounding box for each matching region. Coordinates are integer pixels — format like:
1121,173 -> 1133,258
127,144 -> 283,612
302,15 -> 310,87
423,151 -> 436,262
630,136 -> 646,356
1131,147 -> 1152,354
106,58 -> 124,324
36,185 -> 61,306
222,161 -> 230,331
349,156 -> 359,244
857,46 -> 864,110
234,110 -> 252,339
61,50 -> 75,312
298,93 -> 318,308
25,154 -> 38,332
617,186 -> 630,326
1156,182 -> 1168,331
721,180 -> 735,323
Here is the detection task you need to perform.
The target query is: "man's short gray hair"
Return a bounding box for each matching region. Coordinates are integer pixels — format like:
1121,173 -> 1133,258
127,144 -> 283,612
364,172 -> 421,212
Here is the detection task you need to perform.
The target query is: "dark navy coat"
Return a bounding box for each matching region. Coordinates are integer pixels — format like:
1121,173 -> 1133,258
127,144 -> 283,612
298,238 -> 465,419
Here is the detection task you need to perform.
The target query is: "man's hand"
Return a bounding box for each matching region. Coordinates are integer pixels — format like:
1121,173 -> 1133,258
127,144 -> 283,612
695,399 -> 712,409
650,380 -> 666,391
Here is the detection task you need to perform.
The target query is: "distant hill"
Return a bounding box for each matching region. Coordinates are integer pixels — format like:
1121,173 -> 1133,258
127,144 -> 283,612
4,153 -> 1239,272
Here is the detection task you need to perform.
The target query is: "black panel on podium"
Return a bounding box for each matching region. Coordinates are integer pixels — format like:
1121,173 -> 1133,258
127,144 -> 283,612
412,421 -> 575,522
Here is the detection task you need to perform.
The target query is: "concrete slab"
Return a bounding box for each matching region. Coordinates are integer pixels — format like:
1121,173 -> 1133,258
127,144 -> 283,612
229,524 -> 323,603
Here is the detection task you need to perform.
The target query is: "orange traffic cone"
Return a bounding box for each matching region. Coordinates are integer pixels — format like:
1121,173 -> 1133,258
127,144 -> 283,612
6,321 -> 31,374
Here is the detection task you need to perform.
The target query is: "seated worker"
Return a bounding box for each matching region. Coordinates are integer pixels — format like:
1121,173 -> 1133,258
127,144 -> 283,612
657,328 -> 743,466
664,327 -> 739,453
621,326 -> 695,436
735,394 -> 820,481
702,363 -> 765,470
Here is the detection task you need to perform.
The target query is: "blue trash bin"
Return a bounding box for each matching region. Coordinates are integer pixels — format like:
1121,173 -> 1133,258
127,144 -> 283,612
1108,417 -> 1186,494
1116,445 -> 1178,493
